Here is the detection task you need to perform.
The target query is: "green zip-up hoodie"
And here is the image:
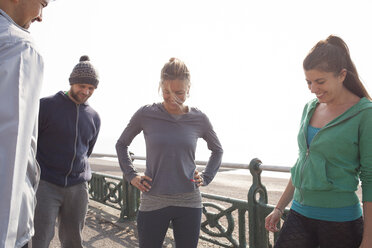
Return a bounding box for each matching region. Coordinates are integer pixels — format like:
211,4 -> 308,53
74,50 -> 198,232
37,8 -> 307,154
291,97 -> 372,208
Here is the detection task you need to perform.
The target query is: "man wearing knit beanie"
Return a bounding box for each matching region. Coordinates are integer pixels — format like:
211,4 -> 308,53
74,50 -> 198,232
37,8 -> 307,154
69,55 -> 99,88
32,56 -> 101,248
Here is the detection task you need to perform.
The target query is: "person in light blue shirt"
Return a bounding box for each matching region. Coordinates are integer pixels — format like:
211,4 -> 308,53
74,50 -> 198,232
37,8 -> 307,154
0,1 -> 51,247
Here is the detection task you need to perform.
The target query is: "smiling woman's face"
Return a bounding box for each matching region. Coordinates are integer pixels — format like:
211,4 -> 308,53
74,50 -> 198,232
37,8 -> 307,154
305,69 -> 346,104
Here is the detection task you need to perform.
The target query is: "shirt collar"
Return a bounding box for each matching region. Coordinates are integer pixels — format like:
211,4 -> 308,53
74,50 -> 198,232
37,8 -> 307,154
0,8 -> 30,33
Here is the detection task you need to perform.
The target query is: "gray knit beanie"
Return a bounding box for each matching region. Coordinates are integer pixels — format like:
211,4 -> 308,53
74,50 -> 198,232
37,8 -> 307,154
69,55 -> 99,88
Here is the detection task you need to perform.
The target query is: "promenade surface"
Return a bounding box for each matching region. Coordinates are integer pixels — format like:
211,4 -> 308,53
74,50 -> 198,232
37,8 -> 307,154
49,200 -> 141,248
48,200 -> 216,248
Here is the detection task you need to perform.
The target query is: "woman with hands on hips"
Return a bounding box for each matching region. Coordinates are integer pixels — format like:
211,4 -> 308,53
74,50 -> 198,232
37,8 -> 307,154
116,57 -> 223,248
265,35 -> 372,248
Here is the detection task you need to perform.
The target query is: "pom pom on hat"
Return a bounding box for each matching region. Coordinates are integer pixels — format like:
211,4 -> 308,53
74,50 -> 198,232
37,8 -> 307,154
69,55 -> 99,88
79,55 -> 90,62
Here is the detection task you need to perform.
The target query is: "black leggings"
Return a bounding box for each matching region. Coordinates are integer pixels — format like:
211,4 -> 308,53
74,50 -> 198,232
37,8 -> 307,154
274,209 -> 363,248
137,206 -> 202,248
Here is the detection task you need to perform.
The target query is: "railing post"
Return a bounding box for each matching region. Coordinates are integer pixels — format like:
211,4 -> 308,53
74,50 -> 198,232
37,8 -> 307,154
120,177 -> 140,221
248,158 -> 270,248
89,174 -> 105,202
119,152 -> 140,221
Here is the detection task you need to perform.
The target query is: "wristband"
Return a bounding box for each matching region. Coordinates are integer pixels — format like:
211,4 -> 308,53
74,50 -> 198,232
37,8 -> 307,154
275,207 -> 284,215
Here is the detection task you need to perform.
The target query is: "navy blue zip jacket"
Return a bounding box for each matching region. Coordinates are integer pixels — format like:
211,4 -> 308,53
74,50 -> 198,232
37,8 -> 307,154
37,91 -> 101,187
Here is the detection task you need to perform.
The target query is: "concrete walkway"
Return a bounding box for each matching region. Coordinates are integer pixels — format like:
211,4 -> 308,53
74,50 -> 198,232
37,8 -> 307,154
47,198 -> 224,248
48,200 -> 194,248
48,200 -> 138,248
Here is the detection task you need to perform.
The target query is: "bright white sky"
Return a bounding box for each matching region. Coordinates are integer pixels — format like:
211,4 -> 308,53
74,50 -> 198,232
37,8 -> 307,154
30,0 -> 372,166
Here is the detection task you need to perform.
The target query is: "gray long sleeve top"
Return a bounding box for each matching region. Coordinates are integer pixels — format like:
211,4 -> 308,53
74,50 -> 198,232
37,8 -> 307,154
116,103 -> 223,195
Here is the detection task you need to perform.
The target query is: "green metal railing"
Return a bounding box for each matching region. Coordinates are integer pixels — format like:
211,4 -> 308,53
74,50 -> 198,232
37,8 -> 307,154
88,154 -> 290,247
248,158 -> 290,248
88,172 -> 139,221
200,193 -> 249,247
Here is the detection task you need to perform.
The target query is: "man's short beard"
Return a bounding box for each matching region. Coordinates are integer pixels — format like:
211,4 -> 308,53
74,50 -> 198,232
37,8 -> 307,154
69,89 -> 86,104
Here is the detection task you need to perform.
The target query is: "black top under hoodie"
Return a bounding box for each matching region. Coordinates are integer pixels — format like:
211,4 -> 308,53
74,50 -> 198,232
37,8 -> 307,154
37,91 -> 101,187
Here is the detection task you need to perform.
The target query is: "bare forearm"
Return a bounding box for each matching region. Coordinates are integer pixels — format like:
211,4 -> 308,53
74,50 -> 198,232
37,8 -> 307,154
266,178 -> 295,232
276,178 -> 295,211
360,202 -> 372,247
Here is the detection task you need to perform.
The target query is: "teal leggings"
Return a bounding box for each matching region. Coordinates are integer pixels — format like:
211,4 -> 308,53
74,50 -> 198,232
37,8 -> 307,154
137,206 -> 202,248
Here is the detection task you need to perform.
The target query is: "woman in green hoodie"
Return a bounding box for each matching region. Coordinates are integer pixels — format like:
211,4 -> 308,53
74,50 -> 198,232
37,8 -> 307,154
265,35 -> 372,248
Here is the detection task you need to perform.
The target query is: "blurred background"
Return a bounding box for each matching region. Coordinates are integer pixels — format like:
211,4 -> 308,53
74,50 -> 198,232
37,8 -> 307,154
30,0 -> 372,166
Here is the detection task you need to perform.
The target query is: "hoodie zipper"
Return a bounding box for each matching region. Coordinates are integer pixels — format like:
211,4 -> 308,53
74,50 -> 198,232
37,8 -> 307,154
65,104 -> 80,186
298,130 -> 311,203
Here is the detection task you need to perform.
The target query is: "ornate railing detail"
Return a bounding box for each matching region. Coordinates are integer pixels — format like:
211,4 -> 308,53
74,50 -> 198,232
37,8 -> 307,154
200,195 -> 249,248
89,173 -> 123,210
88,172 -> 140,221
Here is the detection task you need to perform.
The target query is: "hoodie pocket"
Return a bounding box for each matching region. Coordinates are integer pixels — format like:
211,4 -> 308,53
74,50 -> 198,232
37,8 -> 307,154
301,155 -> 334,191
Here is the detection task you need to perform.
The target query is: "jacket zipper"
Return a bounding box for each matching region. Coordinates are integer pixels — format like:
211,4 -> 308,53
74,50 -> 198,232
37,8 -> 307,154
297,111 -> 360,203
65,104 -> 80,186
298,133 -> 310,203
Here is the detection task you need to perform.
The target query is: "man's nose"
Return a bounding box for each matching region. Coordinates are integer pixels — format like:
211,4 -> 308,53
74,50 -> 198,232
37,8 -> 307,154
35,10 -> 43,22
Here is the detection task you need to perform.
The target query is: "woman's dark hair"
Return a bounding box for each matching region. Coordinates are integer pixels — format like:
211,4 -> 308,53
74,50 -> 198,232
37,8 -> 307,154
303,35 -> 370,99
